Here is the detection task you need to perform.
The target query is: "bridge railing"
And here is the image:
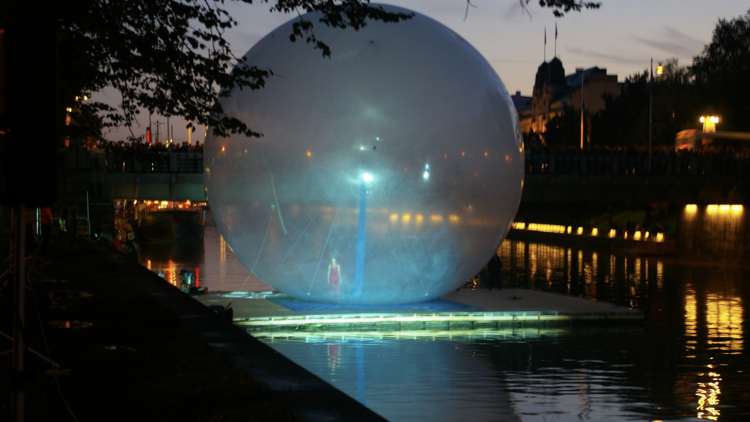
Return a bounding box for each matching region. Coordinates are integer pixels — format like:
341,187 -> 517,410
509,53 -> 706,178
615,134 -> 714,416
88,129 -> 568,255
525,153 -> 750,176
89,152 -> 203,173
88,151 -> 750,177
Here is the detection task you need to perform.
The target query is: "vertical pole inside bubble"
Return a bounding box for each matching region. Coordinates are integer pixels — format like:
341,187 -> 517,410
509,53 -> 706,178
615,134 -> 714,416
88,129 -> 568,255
353,180 -> 367,296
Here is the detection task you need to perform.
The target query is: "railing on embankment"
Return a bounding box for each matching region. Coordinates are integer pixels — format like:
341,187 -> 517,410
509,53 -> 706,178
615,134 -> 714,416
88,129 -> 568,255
87,151 -> 750,177
525,153 -> 750,176
84,151 -> 750,204
86,153 -> 206,202
89,152 -> 203,174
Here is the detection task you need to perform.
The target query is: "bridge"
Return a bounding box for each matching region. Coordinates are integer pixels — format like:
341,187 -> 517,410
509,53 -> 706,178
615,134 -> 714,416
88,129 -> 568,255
87,152 -> 205,201
79,151 -> 750,205
522,153 -> 750,204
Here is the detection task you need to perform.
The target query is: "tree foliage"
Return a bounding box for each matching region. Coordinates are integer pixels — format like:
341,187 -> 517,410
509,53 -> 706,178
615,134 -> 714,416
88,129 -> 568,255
692,9 -> 750,132
1,0 -> 600,142
530,0 -> 600,17
544,105 -> 581,147
590,71 -> 649,146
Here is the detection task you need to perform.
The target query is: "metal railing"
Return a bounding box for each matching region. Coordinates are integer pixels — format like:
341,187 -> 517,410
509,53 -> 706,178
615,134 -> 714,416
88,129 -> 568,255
89,152 -> 203,173
89,151 -> 750,178
525,153 -> 750,176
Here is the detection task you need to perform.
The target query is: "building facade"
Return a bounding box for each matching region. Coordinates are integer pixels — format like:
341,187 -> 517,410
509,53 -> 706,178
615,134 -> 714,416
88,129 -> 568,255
519,57 -> 621,136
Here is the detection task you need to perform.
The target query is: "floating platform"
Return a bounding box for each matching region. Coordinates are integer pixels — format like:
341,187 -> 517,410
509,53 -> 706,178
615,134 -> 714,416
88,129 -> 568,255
194,288 -> 642,333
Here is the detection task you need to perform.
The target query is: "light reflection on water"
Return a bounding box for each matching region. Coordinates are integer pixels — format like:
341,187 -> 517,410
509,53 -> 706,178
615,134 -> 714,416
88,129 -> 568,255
138,222 -> 749,421
137,211 -> 271,292
260,240 -> 749,421
259,329 -> 652,421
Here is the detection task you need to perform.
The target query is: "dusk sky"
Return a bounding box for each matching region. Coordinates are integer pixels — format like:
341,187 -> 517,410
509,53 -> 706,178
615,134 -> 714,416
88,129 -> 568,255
97,0 -> 749,143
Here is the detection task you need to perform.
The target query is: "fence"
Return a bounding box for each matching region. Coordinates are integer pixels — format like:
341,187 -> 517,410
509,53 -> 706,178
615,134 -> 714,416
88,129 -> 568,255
525,153 -> 750,176
89,152 -> 203,173
89,152 -> 750,177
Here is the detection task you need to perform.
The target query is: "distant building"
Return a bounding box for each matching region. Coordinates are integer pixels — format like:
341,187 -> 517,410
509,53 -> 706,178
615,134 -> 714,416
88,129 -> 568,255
517,57 -> 621,135
510,91 -> 533,132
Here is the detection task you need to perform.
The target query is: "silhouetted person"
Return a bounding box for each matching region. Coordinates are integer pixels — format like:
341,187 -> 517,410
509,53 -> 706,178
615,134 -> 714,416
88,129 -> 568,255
61,201 -> 77,254
487,253 -> 503,290
38,207 -> 53,261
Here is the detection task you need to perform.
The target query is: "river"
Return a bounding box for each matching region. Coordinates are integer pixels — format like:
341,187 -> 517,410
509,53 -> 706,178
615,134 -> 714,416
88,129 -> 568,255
138,212 -> 749,421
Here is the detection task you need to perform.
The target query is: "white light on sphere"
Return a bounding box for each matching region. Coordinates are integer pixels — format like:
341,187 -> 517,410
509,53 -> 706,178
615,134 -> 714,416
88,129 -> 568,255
205,4 -> 524,304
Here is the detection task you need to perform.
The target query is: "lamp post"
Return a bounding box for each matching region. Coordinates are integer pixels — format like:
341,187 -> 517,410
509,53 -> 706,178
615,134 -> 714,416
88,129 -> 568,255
648,60 -> 663,172
700,116 -> 719,133
649,59 -> 653,172
700,116 -> 719,146
353,172 -> 373,297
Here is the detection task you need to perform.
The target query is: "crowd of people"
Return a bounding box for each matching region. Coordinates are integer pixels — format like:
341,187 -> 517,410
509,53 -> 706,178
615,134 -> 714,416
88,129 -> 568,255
523,143 -> 750,176
85,138 -> 204,154
85,138 -> 204,172
524,142 -> 750,158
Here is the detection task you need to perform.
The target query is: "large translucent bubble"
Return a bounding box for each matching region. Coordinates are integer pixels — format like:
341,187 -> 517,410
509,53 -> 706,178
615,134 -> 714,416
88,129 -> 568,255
205,5 -> 523,304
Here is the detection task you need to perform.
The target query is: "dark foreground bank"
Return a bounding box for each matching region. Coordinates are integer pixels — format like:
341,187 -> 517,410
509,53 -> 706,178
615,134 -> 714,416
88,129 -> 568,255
0,238 -> 384,421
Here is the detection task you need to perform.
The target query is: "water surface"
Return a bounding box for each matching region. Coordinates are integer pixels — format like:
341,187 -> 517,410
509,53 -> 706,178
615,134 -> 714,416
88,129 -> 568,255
137,219 -> 748,421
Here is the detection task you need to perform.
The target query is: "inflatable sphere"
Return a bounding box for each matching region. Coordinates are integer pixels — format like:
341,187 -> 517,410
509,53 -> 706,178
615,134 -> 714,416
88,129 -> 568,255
205,4 -> 524,304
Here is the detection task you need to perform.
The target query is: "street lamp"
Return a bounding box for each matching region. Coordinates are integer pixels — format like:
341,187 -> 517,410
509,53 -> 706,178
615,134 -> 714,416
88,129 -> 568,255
649,58 -> 655,171
700,116 -> 719,133
700,115 -> 719,147
648,60 -> 664,172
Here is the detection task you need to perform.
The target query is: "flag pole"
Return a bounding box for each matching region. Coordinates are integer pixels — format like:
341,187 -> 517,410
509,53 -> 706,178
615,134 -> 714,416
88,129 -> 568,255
555,23 -> 558,57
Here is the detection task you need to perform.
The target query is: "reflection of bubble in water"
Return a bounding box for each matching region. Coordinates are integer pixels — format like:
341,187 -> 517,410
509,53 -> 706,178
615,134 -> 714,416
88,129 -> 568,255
205,5 -> 524,304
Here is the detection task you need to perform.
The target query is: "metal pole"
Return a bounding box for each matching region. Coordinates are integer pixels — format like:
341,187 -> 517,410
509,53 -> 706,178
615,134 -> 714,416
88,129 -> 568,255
13,204 -> 26,422
649,58 -> 653,172
353,178 -> 368,297
580,72 -> 584,150
87,191 -> 91,235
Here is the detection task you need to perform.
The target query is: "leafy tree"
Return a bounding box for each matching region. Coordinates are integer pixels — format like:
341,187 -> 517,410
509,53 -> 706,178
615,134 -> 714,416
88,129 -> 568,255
591,61 -> 698,148
1,0 -> 600,143
523,129 -> 544,149
692,9 -> 750,132
651,58 -> 698,146
590,71 -> 649,147
543,105 -> 581,147
529,0 -> 600,17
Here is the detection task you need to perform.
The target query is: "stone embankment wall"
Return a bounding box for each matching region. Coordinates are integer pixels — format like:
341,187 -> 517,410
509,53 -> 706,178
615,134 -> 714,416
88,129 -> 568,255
676,206 -> 747,262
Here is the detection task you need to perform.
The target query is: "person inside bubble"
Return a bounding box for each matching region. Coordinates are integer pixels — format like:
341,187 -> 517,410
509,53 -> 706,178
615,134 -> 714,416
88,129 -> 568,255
327,256 -> 342,302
